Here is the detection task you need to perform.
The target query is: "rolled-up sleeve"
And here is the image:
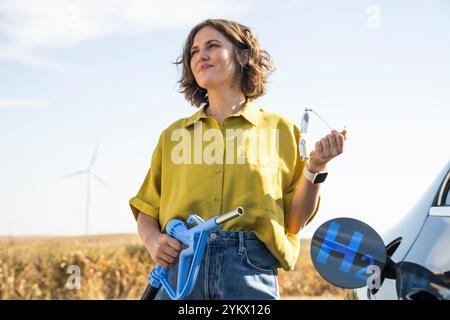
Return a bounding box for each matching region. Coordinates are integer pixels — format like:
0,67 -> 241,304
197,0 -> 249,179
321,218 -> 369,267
129,131 -> 164,221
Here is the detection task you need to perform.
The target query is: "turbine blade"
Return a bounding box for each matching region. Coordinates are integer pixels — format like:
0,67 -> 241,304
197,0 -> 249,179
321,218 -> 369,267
89,139 -> 100,168
92,173 -> 115,194
55,170 -> 88,182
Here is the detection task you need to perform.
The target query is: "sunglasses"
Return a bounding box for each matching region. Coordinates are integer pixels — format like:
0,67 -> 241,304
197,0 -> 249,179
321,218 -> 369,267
299,108 -> 342,160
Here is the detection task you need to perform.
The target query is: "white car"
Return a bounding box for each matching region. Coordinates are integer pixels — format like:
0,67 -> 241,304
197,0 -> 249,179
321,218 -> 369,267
354,161 -> 450,300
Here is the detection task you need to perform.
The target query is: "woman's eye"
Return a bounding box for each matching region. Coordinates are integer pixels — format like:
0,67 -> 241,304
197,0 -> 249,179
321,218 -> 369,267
191,44 -> 218,56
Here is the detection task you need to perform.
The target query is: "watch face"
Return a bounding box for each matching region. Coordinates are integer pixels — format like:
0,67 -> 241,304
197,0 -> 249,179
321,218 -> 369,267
314,172 -> 328,184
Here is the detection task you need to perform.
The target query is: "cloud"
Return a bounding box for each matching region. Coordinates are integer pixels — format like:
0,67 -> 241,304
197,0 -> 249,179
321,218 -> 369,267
0,99 -> 49,108
0,0 -> 253,69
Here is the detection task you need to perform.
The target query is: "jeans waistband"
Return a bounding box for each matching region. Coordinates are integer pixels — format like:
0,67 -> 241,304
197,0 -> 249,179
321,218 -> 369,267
207,230 -> 265,248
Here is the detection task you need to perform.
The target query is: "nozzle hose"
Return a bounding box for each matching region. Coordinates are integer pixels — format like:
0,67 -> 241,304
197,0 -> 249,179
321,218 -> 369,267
215,207 -> 244,225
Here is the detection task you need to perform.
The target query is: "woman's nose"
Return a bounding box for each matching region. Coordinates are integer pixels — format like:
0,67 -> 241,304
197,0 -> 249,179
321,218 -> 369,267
199,49 -> 209,61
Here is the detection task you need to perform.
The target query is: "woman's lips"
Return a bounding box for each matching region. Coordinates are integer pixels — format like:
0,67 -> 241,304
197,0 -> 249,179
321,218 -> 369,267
199,64 -> 213,72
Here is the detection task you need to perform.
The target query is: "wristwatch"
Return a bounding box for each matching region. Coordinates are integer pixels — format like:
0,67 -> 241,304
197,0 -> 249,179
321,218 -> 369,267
303,166 -> 328,184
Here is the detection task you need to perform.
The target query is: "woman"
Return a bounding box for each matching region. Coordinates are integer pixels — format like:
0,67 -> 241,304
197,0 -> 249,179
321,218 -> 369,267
129,19 -> 346,300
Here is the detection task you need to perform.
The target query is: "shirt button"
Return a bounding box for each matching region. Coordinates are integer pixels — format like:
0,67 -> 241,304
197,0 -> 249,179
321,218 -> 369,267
214,196 -> 220,202
215,168 -> 222,174
210,233 -> 217,240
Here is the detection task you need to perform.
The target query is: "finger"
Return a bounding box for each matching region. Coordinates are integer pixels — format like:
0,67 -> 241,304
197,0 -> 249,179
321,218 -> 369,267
336,132 -> 345,154
160,252 -> 177,265
341,128 -> 347,140
333,131 -> 342,153
157,259 -> 176,269
166,237 -> 183,251
314,141 -> 323,155
161,234 -> 182,251
332,130 -> 344,155
321,137 -> 331,158
327,133 -> 339,157
164,245 -> 181,259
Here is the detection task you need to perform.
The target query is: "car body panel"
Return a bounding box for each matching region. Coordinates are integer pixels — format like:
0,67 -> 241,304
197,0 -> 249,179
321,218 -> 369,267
382,162 -> 450,263
354,161 -> 450,299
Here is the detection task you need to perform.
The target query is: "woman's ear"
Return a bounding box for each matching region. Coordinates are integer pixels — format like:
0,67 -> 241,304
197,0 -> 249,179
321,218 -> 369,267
241,48 -> 250,65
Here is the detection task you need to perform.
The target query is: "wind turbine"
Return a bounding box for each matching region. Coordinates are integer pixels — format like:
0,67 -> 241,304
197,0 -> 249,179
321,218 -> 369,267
56,139 -> 114,235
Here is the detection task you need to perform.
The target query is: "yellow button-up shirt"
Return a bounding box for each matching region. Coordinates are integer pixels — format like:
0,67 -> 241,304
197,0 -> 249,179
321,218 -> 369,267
129,99 -> 319,271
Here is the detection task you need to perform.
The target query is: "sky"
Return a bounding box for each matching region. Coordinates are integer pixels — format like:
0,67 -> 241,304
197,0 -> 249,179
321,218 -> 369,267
0,0 -> 449,239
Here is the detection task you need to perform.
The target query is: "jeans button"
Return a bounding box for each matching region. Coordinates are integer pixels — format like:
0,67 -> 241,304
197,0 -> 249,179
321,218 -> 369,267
210,233 -> 217,240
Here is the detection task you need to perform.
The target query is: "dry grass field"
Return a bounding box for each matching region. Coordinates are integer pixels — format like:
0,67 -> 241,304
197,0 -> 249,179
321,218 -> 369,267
0,234 -> 350,299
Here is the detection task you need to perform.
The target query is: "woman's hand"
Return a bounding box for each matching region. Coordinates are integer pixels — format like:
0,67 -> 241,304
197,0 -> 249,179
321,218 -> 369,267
137,212 -> 187,269
149,233 -> 187,269
308,129 -> 347,172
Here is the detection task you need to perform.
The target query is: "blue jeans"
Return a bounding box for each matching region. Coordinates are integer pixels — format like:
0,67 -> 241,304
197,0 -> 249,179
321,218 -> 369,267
154,230 -> 280,300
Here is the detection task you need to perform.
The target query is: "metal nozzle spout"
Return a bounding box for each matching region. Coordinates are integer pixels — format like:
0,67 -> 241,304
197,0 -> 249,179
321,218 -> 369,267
215,207 -> 244,225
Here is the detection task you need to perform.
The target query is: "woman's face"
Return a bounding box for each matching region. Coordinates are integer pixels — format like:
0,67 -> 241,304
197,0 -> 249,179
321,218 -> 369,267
190,26 -> 240,91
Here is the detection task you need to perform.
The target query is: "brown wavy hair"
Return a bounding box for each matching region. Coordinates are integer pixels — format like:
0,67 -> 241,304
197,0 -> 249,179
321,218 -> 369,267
175,19 -> 275,107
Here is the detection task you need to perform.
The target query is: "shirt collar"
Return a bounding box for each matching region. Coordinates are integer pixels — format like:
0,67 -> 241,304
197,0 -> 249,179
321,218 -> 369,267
184,99 -> 259,128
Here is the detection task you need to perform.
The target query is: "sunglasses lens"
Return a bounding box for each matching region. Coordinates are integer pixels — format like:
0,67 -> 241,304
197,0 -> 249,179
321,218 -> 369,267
301,112 -> 309,133
299,138 -> 308,160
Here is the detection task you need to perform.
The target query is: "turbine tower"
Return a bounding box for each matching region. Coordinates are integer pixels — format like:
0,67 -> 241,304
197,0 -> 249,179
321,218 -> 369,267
56,139 -> 114,235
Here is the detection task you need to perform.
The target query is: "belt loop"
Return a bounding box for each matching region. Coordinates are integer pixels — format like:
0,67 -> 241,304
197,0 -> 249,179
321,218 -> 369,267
238,231 -> 245,255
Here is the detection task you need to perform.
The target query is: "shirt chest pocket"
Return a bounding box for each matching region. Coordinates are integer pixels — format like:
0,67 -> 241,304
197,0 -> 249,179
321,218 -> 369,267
244,157 -> 283,199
